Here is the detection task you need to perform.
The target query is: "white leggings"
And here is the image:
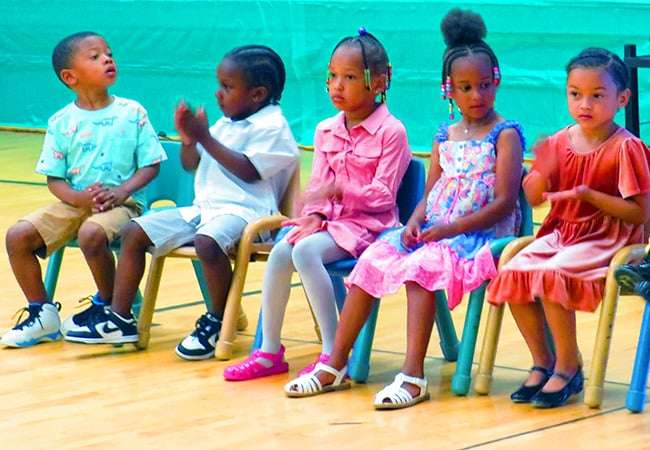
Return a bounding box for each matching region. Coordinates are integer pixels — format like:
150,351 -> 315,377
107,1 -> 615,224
261,231 -> 350,355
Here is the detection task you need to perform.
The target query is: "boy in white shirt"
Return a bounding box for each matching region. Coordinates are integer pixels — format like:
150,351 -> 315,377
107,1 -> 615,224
66,45 -> 299,360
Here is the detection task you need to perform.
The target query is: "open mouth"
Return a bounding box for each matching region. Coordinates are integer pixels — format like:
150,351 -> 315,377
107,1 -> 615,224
105,67 -> 116,76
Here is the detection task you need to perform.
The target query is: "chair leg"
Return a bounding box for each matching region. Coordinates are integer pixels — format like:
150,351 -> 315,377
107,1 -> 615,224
215,239 -> 255,360
191,260 -> 248,333
585,271 -> 620,408
136,256 -> 166,350
626,298 -> 650,413
348,299 -> 380,383
434,291 -> 459,362
474,304 -> 505,395
452,283 -> 487,396
44,247 -> 66,300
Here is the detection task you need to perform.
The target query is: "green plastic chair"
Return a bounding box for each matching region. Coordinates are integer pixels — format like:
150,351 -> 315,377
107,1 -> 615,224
42,140 -> 204,316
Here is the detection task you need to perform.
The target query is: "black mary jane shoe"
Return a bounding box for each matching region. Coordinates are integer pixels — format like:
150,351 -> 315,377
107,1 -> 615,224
510,366 -> 553,403
531,367 -> 584,409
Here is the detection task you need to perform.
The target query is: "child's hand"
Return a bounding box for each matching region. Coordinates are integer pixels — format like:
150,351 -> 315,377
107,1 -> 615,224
90,186 -> 129,213
303,182 -> 343,204
282,214 -> 324,244
419,223 -> 455,243
174,101 -> 196,146
76,183 -> 105,209
401,221 -> 421,249
179,106 -> 210,143
543,185 -> 590,203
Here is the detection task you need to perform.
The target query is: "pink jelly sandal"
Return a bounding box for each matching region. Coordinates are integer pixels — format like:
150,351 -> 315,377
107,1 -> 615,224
297,353 -> 330,377
223,345 -> 289,381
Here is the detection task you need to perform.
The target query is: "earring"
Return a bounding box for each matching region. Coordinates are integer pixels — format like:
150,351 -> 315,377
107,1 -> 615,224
448,99 -> 455,121
493,66 -> 501,86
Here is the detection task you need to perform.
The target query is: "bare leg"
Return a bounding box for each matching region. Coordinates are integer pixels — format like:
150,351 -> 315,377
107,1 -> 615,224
5,221 -> 48,302
77,222 -> 115,302
111,222 -> 152,317
315,285 -> 375,385
508,301 -> 555,386
540,298 -> 579,391
194,235 -> 232,317
397,282 -> 437,398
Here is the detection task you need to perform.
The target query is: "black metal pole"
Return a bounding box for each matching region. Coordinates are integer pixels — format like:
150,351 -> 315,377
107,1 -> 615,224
625,44 -> 640,137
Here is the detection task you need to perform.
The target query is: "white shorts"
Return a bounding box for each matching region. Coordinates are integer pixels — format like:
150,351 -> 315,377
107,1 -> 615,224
133,208 -> 248,257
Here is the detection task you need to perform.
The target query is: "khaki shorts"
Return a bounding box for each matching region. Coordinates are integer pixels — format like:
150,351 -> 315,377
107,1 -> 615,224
20,200 -> 141,258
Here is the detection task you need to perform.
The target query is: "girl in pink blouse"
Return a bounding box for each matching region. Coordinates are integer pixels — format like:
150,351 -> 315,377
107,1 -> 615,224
224,28 -> 411,381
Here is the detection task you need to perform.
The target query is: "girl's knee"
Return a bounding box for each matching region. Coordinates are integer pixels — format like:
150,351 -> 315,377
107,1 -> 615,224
267,239 -> 294,266
291,240 -> 320,272
77,222 -> 109,254
194,235 -> 226,262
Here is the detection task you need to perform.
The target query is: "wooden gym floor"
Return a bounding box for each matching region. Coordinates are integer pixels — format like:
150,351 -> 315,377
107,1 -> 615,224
0,131 -> 649,449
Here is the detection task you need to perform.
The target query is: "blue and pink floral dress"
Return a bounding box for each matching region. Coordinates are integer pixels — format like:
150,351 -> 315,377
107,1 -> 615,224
346,121 -> 525,309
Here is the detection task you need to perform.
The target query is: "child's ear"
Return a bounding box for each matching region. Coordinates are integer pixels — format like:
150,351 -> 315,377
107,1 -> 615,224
60,68 -> 78,87
618,88 -> 631,109
251,86 -> 269,104
371,73 -> 388,96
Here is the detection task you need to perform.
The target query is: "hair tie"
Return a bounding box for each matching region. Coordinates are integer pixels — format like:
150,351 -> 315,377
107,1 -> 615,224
357,26 -> 368,36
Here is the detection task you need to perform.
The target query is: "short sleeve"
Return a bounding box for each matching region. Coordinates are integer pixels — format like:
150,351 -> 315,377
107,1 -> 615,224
134,105 -> 167,168
618,137 -> 650,199
242,124 -> 298,179
35,124 -> 68,179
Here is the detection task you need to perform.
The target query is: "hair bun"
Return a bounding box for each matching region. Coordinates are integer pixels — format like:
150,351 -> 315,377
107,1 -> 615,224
440,8 -> 487,47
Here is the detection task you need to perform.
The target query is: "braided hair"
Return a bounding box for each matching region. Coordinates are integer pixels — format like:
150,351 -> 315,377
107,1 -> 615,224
440,9 -> 499,84
331,27 -> 392,101
566,48 -> 629,92
225,45 -> 286,105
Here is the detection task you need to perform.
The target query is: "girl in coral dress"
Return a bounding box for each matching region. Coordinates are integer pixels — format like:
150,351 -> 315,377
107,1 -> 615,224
488,47 -> 650,408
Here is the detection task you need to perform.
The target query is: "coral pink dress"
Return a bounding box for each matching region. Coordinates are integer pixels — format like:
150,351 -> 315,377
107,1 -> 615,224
488,126 -> 650,312
347,121 -> 524,309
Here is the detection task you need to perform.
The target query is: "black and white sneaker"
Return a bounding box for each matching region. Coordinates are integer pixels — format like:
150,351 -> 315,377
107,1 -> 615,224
64,307 -> 137,344
60,293 -> 108,335
175,313 -> 221,360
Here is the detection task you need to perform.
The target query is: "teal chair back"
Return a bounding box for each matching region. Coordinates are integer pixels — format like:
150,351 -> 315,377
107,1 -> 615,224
43,139 -> 195,306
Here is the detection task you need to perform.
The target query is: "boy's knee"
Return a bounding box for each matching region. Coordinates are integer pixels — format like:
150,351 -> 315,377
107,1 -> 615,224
77,222 -> 109,254
6,221 -> 41,254
120,221 -> 150,251
195,235 -> 226,262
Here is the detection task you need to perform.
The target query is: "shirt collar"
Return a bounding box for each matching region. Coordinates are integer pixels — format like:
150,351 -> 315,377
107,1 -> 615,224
328,102 -> 389,137
223,103 -> 278,125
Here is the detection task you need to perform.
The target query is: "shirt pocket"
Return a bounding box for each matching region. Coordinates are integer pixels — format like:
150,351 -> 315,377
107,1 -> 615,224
346,144 -> 382,178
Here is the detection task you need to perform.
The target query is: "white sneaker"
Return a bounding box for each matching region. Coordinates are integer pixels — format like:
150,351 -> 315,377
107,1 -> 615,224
1,302 -> 62,347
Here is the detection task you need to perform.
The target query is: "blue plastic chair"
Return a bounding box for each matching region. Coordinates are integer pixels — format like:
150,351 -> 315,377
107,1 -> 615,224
337,170 -> 533,387
251,159 -> 426,364
42,140 -> 203,316
626,293 -> 650,413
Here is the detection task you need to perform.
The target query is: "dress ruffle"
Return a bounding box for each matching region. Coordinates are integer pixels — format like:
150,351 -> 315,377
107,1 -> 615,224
347,239 -> 497,309
487,269 -> 604,312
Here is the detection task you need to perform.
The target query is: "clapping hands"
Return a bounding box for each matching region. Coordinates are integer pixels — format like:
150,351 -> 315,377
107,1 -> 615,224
174,101 -> 210,145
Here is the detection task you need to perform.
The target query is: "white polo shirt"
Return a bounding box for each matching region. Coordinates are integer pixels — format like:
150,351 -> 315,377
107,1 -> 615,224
180,104 -> 299,225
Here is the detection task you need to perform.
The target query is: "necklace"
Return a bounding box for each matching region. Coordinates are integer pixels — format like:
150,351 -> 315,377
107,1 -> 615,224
462,111 -> 497,135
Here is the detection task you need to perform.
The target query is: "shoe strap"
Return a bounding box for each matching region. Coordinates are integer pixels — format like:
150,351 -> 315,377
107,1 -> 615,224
313,362 -> 347,384
395,372 -> 428,390
553,368 -> 580,383
251,346 -> 285,364
530,366 -> 553,377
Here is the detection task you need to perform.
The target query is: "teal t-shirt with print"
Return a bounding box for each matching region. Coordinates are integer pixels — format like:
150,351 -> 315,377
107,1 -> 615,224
36,96 -> 167,208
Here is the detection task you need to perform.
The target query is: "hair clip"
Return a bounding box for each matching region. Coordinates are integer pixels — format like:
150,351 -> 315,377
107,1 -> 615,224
358,26 -> 368,36
493,66 -> 501,86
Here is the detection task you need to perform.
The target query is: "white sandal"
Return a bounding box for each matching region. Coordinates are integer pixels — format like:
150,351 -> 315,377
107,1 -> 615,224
373,373 -> 430,410
284,362 -> 351,398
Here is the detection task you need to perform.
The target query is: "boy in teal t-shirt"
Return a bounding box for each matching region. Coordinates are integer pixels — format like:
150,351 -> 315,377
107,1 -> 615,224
2,31 -> 166,348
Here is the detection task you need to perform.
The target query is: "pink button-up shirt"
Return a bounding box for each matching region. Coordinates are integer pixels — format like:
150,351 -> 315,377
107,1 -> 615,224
302,103 -> 411,257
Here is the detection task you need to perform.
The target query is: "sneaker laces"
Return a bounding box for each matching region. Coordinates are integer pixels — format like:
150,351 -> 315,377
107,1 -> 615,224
11,302 -> 61,330
191,314 -> 221,340
72,295 -> 106,322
